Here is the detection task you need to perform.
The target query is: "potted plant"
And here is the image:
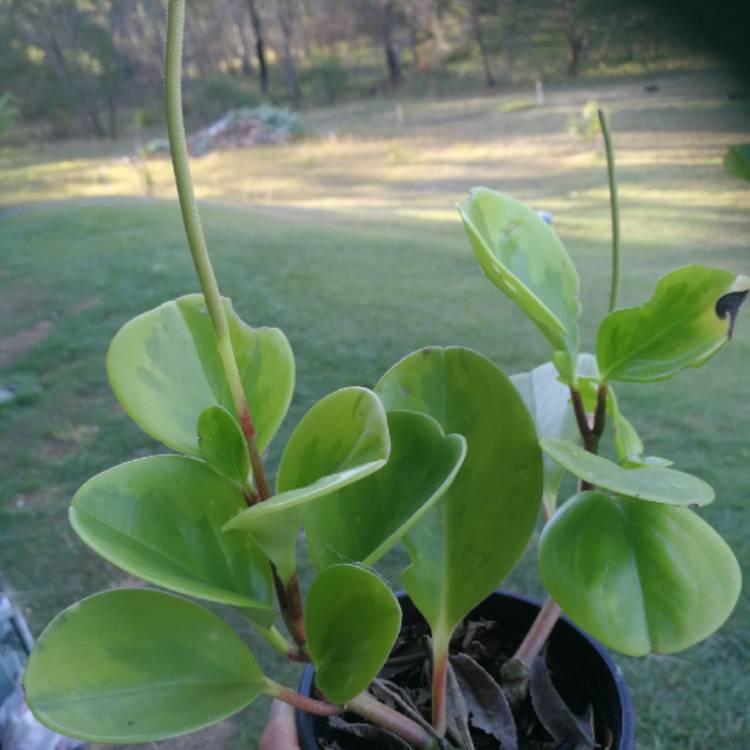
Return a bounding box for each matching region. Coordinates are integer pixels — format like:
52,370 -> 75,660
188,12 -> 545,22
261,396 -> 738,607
22,2 -> 745,749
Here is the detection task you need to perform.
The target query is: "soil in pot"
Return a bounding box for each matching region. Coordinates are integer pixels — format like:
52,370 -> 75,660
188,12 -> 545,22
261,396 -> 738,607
298,592 -> 634,750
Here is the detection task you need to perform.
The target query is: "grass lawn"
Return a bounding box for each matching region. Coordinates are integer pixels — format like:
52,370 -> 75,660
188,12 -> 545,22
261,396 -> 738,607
1,68 -> 749,749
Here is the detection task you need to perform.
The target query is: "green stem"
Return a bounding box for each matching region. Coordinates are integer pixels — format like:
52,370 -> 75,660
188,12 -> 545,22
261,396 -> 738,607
257,625 -> 308,662
164,0 -> 271,501
165,0 -> 303,642
598,108 -> 620,313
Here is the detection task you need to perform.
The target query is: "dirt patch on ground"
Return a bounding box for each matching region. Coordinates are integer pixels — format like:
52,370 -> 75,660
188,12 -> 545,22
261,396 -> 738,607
68,295 -> 102,314
36,424 -> 99,463
0,319 -> 52,368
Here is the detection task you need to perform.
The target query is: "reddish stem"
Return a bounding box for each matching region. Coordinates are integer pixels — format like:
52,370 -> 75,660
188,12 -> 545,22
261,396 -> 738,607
237,404 -> 305,646
271,685 -> 341,717
346,692 -> 438,749
513,597 -> 562,667
430,639 -> 449,737
272,567 -> 307,649
238,404 -> 272,501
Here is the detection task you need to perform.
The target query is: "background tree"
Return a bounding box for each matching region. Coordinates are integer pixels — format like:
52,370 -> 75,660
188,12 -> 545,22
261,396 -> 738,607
245,0 -> 269,95
0,0 -> 729,140
468,0 -> 497,87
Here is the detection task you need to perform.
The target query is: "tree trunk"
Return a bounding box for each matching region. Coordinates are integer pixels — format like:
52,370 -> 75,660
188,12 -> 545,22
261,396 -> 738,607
429,0 -> 449,55
107,0 -> 127,140
564,1 -> 588,78
246,0 -> 269,95
566,31 -> 586,77
277,0 -> 301,107
382,0 -> 403,86
505,0 -> 519,82
468,0 -> 496,87
47,34 -> 106,137
88,108 -> 106,138
233,4 -> 254,75
406,12 -> 420,68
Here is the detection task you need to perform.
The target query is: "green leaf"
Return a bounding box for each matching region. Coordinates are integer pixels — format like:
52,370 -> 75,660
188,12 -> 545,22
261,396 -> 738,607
24,589 -> 266,743
198,405 -> 250,484
596,265 -> 749,382
621,455 -> 673,469
539,491 -> 741,656
376,347 -> 542,640
540,437 -> 713,507
70,455 -> 274,625
305,565 -> 401,704
107,294 -> 294,457
459,188 -> 581,376
612,411 -> 643,463
724,143 -> 750,182
223,387 -> 390,583
511,360 -> 581,510
304,410 -> 467,571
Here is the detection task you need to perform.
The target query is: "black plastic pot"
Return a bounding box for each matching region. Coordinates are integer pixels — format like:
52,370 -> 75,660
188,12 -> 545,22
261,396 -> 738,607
297,589 -> 635,750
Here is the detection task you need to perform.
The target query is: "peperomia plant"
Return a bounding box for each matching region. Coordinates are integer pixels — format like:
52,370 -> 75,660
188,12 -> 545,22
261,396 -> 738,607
22,3 -> 745,749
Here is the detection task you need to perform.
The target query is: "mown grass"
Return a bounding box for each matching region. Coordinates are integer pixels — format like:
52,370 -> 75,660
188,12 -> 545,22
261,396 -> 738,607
1,69 -> 749,749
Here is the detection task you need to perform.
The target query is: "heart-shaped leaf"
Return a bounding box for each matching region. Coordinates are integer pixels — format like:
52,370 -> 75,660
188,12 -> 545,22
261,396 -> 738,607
304,410 -> 467,571
539,491 -> 741,656
198,405 -> 250,484
305,565 -> 401,704
540,437 -> 713,507
223,387 -> 390,583
597,265 -> 749,382
107,294 -> 294,457
459,188 -> 581,378
70,455 -> 273,625
24,589 -> 266,743
376,347 -> 542,643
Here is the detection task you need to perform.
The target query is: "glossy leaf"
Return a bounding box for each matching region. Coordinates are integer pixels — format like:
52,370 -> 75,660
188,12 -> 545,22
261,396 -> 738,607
304,410 -> 466,571
198,405 -> 250,484
459,188 -> 581,377
540,437 -> 713,507
597,265 -> 749,382
223,387 -> 390,583
511,360 -> 580,510
539,491 -> 741,656
107,294 -> 294,457
621,454 -> 673,469
376,347 -> 542,640
612,411 -> 643,463
24,589 -> 266,743
70,455 -> 274,625
305,565 -> 401,704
